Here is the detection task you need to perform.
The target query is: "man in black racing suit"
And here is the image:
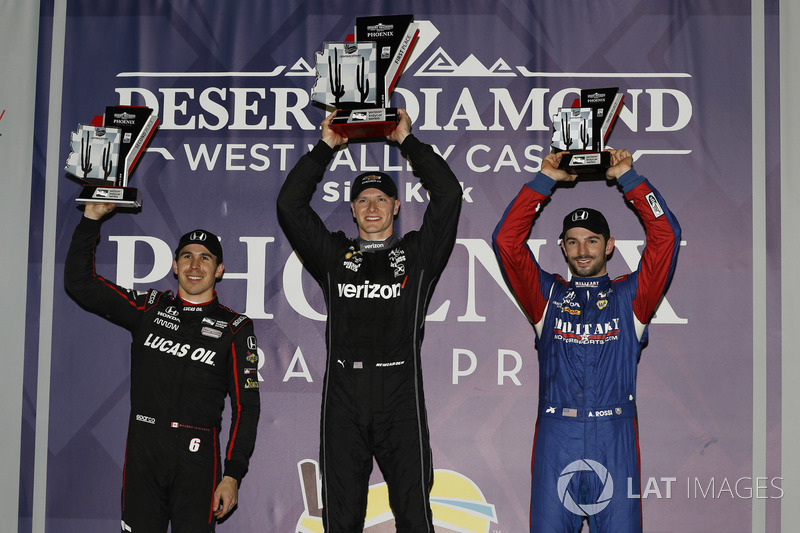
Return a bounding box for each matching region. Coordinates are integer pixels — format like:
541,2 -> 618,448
277,109 -> 462,532
64,203 -> 260,533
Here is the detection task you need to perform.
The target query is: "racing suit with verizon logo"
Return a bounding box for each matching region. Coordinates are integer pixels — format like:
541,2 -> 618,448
64,216 -> 260,533
493,170 -> 680,533
277,135 -> 462,532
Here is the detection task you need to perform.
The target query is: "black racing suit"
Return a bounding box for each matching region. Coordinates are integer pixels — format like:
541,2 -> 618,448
64,216 -> 260,533
277,135 -> 462,532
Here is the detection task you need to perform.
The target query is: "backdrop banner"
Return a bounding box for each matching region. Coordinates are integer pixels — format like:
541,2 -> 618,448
28,1 -> 778,532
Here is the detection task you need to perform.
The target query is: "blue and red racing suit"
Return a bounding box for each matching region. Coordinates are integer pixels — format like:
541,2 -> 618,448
493,169 -> 680,533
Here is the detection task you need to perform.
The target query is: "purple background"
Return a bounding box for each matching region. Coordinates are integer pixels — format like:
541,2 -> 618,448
20,1 -> 781,531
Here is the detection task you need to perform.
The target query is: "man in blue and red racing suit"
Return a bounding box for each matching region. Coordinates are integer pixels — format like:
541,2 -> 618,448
493,149 -> 680,532
64,203 -> 261,533
277,109 -> 462,532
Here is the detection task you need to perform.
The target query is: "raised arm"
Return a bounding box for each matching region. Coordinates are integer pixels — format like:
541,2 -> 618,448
398,109 -> 462,274
64,206 -> 145,330
275,112 -> 344,280
615,166 -> 681,326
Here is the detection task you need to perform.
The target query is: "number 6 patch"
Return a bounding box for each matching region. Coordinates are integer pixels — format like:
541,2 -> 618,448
189,437 -> 201,452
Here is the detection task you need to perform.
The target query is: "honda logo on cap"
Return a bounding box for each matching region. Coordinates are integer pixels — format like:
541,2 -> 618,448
572,210 -> 589,222
190,231 -> 207,242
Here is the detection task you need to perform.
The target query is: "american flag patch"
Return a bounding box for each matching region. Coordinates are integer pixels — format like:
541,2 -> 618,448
562,408 -> 578,417
353,361 -> 363,369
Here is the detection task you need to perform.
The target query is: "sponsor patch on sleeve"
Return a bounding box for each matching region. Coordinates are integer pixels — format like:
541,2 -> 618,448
645,192 -> 664,218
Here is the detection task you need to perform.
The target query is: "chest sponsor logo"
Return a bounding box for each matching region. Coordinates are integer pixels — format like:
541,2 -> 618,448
553,317 -> 621,344
389,247 -> 406,277
143,333 -> 217,365
201,326 -> 222,338
202,317 -> 228,329
157,309 -> 181,322
554,290 -> 580,314
343,247 -> 363,272
337,280 -> 402,299
154,317 -> 180,331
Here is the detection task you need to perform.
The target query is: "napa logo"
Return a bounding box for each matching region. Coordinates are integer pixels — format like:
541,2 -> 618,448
295,459 -> 498,532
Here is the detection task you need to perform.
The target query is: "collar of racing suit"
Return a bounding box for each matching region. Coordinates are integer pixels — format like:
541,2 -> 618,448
357,234 -> 399,253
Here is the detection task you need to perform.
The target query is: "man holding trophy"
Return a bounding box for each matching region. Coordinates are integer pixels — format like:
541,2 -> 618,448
277,108 -> 462,531
64,203 -> 261,532
493,149 -> 681,532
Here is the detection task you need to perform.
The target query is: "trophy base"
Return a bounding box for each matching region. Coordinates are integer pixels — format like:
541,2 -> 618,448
330,108 -> 399,139
557,151 -> 611,175
76,185 -> 142,208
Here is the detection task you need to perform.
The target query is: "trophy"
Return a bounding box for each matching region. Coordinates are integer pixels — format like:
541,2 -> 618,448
65,105 -> 159,207
550,88 -> 624,174
311,14 -> 419,138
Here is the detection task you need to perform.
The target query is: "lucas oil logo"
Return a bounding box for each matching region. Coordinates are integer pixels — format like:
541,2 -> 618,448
143,333 -> 217,365
295,460 -> 497,532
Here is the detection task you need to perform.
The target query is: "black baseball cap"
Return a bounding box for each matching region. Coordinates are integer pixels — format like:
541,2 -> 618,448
560,208 -> 610,241
350,171 -> 398,201
175,229 -> 223,262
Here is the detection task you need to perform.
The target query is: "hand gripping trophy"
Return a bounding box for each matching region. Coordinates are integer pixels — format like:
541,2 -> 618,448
310,14 -> 421,139
65,105 -> 158,207
550,87 -> 625,175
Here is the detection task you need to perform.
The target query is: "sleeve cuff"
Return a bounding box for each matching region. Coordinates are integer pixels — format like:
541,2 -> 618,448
76,215 -> 103,234
398,134 -> 423,155
526,172 -> 557,196
308,140 -> 335,166
617,169 -> 645,193
223,462 -> 245,483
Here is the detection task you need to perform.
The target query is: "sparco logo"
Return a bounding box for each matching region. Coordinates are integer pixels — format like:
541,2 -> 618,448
337,280 -> 402,299
135,414 -> 155,425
